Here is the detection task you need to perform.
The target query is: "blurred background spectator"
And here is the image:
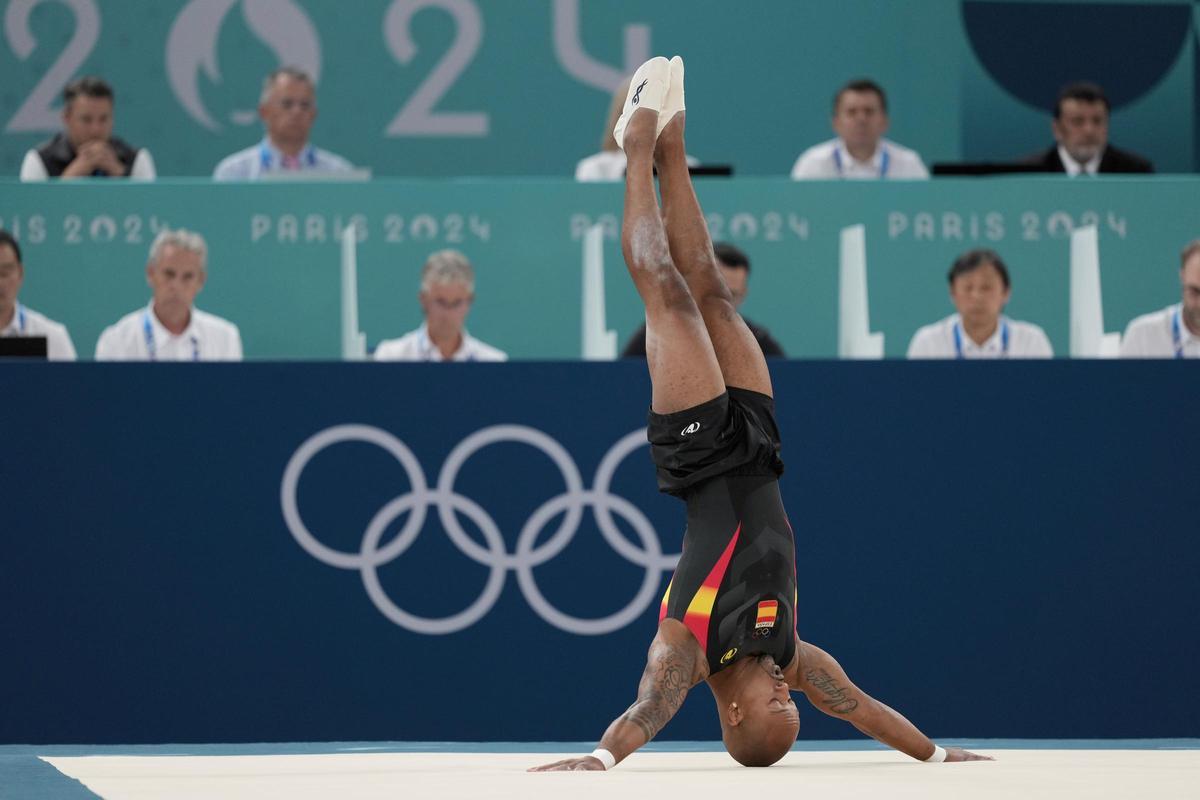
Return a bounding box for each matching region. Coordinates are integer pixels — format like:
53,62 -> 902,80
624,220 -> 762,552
1022,82 -> 1154,176
791,79 -> 928,180
907,249 -> 1052,359
374,249 -> 507,362
19,77 -> 155,181
95,229 -> 242,361
213,68 -> 355,181
0,229 -> 77,359
1120,240 -> 1200,358
622,242 -> 784,358
575,78 -> 630,182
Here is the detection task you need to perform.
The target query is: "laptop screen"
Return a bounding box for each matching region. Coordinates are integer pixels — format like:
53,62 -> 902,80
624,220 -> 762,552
0,336 -> 49,358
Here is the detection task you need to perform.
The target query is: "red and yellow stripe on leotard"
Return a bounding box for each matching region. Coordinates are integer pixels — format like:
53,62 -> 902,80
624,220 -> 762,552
658,524 -> 741,652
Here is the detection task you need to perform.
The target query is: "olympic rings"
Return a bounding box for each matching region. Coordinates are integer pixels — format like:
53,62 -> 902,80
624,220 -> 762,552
280,424 -> 679,635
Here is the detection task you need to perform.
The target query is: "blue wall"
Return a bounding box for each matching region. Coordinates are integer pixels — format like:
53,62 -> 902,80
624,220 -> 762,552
1,361 -> 1197,743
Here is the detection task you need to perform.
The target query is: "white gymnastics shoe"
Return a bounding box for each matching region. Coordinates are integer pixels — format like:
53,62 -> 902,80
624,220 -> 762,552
613,56 -> 671,151
656,55 -> 685,140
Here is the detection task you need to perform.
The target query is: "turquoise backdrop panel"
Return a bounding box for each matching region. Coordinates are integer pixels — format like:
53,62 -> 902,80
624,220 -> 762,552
2,177 -> 1198,359
1,0 -> 1197,177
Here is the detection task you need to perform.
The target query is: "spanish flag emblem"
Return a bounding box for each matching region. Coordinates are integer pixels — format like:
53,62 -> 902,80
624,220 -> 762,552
755,600 -> 778,630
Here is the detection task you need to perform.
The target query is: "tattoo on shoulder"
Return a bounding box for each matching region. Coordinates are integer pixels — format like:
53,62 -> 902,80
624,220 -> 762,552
623,648 -> 692,742
804,668 -> 859,714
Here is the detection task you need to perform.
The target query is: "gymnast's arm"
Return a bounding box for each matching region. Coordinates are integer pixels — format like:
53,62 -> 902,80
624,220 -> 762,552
785,637 -> 993,762
529,619 -> 706,771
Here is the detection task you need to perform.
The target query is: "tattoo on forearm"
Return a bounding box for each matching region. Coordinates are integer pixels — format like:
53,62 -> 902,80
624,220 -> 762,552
622,650 -> 691,742
805,668 -> 859,714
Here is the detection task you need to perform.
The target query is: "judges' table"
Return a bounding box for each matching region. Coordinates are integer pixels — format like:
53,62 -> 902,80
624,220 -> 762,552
2,176 -> 1197,359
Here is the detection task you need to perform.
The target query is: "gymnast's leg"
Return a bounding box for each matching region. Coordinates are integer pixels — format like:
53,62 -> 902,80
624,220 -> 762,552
620,104 -> 725,414
654,103 -> 773,398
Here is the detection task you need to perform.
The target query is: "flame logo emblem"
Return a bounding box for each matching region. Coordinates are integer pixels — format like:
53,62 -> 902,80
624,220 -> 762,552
165,0 -> 322,131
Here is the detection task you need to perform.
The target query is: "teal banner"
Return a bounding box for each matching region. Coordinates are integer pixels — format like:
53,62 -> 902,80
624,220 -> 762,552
3,177 -> 1198,359
1,0 -> 1197,177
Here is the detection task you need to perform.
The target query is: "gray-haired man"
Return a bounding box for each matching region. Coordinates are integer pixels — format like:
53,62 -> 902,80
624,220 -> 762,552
374,249 -> 507,361
212,67 -> 354,181
95,229 -> 243,361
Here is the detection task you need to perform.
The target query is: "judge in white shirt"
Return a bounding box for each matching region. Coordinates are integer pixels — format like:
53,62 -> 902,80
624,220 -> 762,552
1120,239 -> 1200,359
791,79 -> 928,180
0,229 -> 76,360
374,249 -> 507,362
908,249 -> 1053,359
95,229 -> 242,361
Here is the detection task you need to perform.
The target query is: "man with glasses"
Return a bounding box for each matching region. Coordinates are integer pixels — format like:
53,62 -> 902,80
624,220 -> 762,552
374,249 -> 507,362
213,67 -> 355,180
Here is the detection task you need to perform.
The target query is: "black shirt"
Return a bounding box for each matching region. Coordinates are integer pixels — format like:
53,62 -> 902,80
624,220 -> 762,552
621,318 -> 785,358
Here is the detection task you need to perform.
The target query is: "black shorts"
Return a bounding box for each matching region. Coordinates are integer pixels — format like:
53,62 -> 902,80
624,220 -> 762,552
647,387 -> 785,497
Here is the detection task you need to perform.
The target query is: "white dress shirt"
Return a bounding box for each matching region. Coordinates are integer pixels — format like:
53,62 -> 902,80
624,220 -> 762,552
575,150 -> 627,182
574,150 -> 700,182
0,303 -> 77,360
907,314 -> 1053,359
1120,304 -> 1200,359
95,303 -> 243,361
791,138 -> 929,180
1057,145 -> 1102,177
20,148 -> 156,181
213,138 -> 353,181
374,323 -> 507,362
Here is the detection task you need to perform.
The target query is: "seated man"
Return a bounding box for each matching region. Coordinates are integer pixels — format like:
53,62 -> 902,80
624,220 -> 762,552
575,78 -> 631,182
213,67 -> 354,180
95,229 -> 242,361
908,249 -> 1052,359
622,242 -> 784,357
20,76 -> 156,181
0,229 -> 76,359
533,56 -> 989,771
1120,239 -> 1200,358
374,249 -> 506,362
791,79 -> 928,180
1022,82 -> 1153,175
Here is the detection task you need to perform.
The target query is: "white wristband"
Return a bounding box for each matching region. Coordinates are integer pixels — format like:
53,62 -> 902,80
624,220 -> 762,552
590,748 -> 616,770
925,745 -> 947,763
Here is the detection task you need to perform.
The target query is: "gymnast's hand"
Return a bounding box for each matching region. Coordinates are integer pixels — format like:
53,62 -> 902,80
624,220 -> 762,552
944,747 -> 994,762
528,756 -> 606,771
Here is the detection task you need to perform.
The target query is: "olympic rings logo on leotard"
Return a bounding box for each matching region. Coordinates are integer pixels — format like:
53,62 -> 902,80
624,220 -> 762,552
280,424 -> 680,636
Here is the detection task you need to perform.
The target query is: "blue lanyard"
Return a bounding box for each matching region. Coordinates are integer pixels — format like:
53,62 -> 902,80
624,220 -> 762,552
834,145 -> 889,178
954,319 -> 1010,359
15,302 -> 26,333
259,142 -> 317,171
1172,308 -> 1185,360
143,310 -> 199,361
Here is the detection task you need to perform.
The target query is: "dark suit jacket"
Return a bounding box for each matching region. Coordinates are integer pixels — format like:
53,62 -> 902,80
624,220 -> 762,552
1023,143 -> 1154,174
621,318 -> 785,358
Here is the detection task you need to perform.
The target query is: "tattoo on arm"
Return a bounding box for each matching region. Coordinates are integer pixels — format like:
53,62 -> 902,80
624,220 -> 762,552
805,668 -> 859,714
621,648 -> 693,743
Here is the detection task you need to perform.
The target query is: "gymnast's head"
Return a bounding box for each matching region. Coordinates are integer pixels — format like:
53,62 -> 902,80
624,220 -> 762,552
716,654 -> 800,767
